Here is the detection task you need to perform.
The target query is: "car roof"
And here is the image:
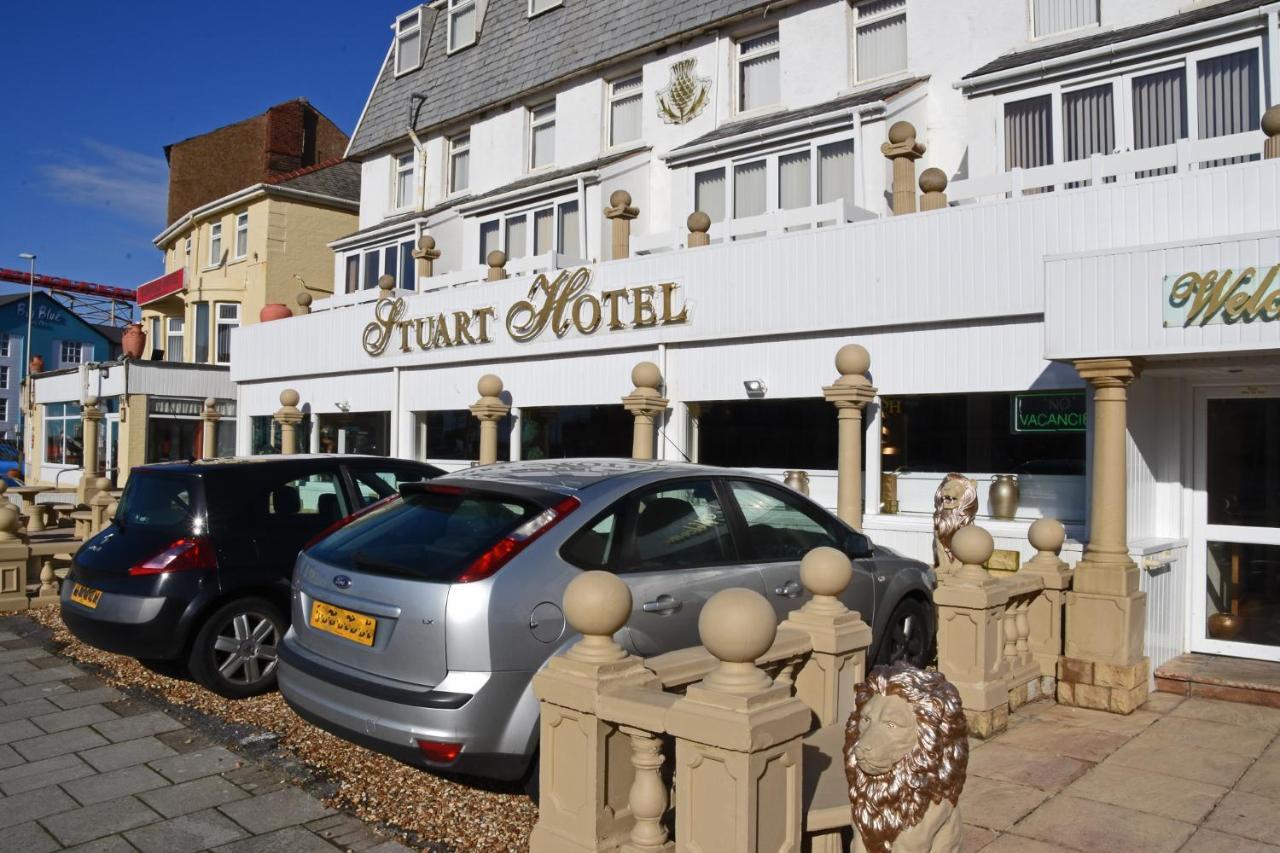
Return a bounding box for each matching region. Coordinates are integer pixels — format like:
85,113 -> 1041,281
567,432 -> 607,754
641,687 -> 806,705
133,454 -> 429,475
436,458 -> 748,494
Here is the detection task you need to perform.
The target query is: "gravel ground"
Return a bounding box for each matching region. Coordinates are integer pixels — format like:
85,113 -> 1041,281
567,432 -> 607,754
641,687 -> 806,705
22,606 -> 538,852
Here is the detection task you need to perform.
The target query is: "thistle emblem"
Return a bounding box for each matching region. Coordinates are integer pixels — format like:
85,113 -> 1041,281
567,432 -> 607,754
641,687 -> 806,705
657,58 -> 710,125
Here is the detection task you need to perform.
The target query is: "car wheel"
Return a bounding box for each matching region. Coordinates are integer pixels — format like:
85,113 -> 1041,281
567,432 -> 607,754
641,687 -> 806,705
874,597 -> 935,669
187,598 -> 284,699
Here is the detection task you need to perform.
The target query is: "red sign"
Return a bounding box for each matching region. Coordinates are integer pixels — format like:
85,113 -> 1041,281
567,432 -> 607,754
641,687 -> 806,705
137,269 -> 184,305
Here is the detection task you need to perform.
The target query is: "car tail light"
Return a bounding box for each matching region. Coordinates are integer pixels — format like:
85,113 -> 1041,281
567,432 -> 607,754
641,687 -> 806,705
128,538 -> 216,576
456,496 -> 581,584
416,739 -> 462,763
303,494 -> 401,551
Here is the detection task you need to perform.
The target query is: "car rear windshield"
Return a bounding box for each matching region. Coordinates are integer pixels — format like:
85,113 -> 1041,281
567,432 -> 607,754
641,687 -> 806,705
308,487 -> 542,582
117,473 -> 202,533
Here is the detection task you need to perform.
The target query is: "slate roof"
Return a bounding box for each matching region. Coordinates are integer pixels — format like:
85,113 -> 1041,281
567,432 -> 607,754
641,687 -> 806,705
963,0 -> 1269,83
268,158 -> 361,203
668,77 -> 927,157
349,0 -> 778,157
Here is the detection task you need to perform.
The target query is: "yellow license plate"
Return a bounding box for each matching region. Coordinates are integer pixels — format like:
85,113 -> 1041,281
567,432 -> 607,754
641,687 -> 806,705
71,583 -> 102,609
309,599 -> 377,647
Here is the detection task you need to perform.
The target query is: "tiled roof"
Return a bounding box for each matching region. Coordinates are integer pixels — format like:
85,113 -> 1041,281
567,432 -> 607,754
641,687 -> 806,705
668,77 -> 926,156
271,159 -> 361,203
963,0 -> 1269,83
349,0 -> 777,157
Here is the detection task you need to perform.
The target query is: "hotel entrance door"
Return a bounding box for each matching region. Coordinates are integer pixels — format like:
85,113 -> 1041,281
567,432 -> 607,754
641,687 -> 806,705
1193,387 -> 1280,660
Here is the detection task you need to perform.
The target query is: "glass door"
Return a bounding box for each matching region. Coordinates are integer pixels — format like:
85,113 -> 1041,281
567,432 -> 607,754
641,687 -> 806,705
1192,387 -> 1280,660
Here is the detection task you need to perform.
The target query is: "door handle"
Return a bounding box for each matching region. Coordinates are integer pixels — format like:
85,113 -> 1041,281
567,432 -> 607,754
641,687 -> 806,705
642,594 -> 682,614
774,580 -> 803,598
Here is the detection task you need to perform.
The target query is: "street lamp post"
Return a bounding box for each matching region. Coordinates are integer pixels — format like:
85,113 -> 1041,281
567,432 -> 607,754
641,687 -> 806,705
17,253 -> 35,482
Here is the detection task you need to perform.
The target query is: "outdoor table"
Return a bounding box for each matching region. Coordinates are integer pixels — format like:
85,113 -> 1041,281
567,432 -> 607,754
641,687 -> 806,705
69,510 -> 93,541
50,504 -> 76,528
12,486 -> 53,533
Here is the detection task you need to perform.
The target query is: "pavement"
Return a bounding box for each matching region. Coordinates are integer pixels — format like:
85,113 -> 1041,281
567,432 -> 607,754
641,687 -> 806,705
0,616 -> 413,853
962,690 -> 1280,852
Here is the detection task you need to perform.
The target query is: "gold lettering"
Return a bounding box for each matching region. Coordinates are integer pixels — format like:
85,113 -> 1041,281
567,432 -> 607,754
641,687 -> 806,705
602,288 -> 630,330
362,297 -> 405,356
453,311 -> 477,345
660,282 -> 689,325
506,273 -> 557,343
1264,288 -> 1280,320
632,285 -> 658,328
1170,265 -> 1280,326
572,294 -> 602,334
474,307 -> 496,343
397,320 -> 413,352
414,317 -> 431,350
431,313 -> 453,348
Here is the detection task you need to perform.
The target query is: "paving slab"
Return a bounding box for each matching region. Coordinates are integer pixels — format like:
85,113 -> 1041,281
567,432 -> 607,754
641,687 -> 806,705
13,664 -> 85,685
92,710 -> 184,743
1033,703 -> 1162,736
1237,749 -> 1280,799
1105,737 -> 1253,788
1013,793 -> 1196,852
1180,827 -> 1280,852
214,825 -> 343,853
1170,696 -> 1280,732
0,742 -> 23,770
61,763 -> 171,806
219,786 -> 334,835
124,807 -> 248,853
0,698 -> 60,724
0,784 -> 79,829
1129,715 -> 1275,757
5,819 -> 60,853
49,687 -> 123,710
140,775 -> 250,818
978,835 -> 1066,853
0,680 -> 72,704
79,736 -> 177,773
1064,761 -> 1229,823
37,793 -> 161,846
957,775 -> 1050,831
0,753 -> 96,795
30,704 -> 119,734
1204,789 -> 1280,844
13,725 -> 109,761
1140,692 -> 1186,714
62,837 -> 140,853
966,742 -> 1091,793
986,718 -> 1130,763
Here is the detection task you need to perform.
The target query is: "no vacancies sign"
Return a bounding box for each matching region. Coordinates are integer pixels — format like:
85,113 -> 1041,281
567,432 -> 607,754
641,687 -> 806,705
362,267 -> 689,357
1163,266 -> 1280,328
1011,391 -> 1086,433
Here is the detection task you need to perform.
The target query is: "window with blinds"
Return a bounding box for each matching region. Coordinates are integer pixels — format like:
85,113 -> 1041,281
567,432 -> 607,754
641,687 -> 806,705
394,9 -> 423,75
1004,94 -> 1054,173
609,75 -> 644,148
855,0 -> 907,82
529,103 -> 556,170
1063,84 -> 1114,186
448,0 -> 476,52
733,161 -> 767,219
449,134 -> 470,194
817,140 -> 855,206
737,30 -> 780,112
505,217 -> 529,260
1031,0 -> 1099,38
1132,68 -> 1186,177
779,152 -> 811,210
695,168 -> 727,223
1197,49 -> 1260,166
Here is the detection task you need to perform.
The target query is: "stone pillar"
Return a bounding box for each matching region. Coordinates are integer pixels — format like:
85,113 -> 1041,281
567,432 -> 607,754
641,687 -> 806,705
687,212 -> 711,248
622,362 -> 668,461
412,234 -> 442,280
529,572 -> 657,853
822,344 -> 876,529
604,190 -> 639,260
274,389 -> 304,455
666,588 -> 811,853
75,396 -> 104,506
919,167 -> 949,211
1060,358 -> 1148,714
1020,518 -> 1074,689
486,250 -> 508,282
881,121 -> 926,215
1264,105 -> 1280,159
0,506 -> 31,612
88,477 -> 113,536
469,375 -> 511,466
201,398 -> 220,460
376,273 -> 395,299
295,292 -> 312,316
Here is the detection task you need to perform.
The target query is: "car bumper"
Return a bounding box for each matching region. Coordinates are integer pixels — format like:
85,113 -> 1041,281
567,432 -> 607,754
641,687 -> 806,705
59,580 -> 189,660
277,634 -> 535,781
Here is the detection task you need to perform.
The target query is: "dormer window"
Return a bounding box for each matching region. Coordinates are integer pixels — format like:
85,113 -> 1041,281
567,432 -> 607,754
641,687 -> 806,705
529,0 -> 561,16
394,8 -> 423,75
854,0 -> 907,82
448,0 -> 477,52
1031,0 -> 1100,38
737,30 -> 780,112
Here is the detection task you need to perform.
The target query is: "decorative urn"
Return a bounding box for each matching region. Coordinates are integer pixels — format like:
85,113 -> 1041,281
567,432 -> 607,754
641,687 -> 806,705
1207,612 -> 1243,640
783,470 -> 811,496
988,474 -> 1019,520
259,303 -> 292,322
121,322 -> 146,359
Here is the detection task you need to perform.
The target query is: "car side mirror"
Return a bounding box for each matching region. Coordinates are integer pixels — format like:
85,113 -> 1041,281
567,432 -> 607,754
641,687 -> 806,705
845,530 -> 873,560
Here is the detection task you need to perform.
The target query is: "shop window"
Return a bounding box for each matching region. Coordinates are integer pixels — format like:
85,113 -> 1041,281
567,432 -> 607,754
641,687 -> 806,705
44,403 -> 83,466
194,302 -> 210,364
215,303 -> 239,364
520,405 -> 632,460
420,409 -> 511,461
318,411 -> 390,456
250,414 -> 311,455
146,418 -> 201,464
737,29 -> 780,112
854,0 -> 907,82
696,398 -> 837,470
1032,0 -> 1098,38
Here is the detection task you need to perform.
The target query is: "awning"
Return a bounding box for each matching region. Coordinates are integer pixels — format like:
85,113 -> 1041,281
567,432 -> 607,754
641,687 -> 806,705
136,269 -> 183,306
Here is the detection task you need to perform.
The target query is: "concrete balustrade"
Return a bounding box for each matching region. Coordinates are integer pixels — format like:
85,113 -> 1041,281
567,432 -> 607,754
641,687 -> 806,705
201,397 -> 220,460
882,120 -> 926,215
76,396 -> 105,506
919,166 -> 949,211
486,249 -> 508,281
822,344 -> 876,529
687,211 -> 711,248
1265,105 -> 1280,160
604,190 -> 639,260
274,389 -> 304,455
622,362 -> 668,461
469,375 -> 511,466
412,234 -> 442,278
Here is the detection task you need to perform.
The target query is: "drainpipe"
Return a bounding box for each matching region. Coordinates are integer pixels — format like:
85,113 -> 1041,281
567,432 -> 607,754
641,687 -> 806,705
1268,7 -> 1280,108
576,176 -> 588,262
392,365 -> 402,458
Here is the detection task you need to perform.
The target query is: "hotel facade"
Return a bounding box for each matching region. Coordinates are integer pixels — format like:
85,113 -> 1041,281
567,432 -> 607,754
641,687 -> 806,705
230,0 -> 1280,673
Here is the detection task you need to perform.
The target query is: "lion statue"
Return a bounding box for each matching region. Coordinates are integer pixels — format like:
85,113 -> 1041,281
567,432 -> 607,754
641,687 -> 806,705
844,664 -> 969,853
933,473 -> 978,576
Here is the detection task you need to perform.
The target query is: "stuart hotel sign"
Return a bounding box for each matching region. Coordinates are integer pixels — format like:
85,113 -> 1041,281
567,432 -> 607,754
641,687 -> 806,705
362,267 -> 689,357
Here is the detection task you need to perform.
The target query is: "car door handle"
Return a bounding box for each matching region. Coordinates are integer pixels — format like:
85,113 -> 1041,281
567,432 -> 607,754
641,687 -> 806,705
642,595 -> 682,614
774,580 -> 803,598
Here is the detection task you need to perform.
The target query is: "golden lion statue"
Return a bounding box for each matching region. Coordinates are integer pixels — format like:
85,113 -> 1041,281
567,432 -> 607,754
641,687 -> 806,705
844,664 -> 969,853
933,473 -> 978,576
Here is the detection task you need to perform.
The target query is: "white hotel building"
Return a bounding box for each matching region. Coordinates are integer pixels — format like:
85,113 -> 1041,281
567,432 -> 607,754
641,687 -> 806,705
232,0 -> 1280,672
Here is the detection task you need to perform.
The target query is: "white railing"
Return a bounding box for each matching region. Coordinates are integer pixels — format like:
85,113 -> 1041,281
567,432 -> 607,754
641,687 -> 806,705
632,200 -> 869,255
950,129 -> 1264,203
419,252 -> 588,292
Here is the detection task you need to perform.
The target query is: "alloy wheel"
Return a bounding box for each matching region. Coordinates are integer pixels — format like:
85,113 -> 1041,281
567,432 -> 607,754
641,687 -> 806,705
211,611 -> 279,685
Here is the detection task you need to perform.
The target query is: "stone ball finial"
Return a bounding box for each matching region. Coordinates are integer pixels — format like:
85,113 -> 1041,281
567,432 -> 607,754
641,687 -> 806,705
609,189 -> 633,209
687,211 -> 712,234
84,395 -> 99,409
631,361 -> 662,391
0,503 -> 18,536
417,234 -> 437,251
835,343 -> 871,377
919,167 -> 948,193
94,477 -> 111,491
487,249 -> 507,268
279,388 -> 300,408
952,524 -> 994,567
888,120 -> 917,145
0,481 -> 8,496
477,374 -> 503,398
204,397 -> 216,409
296,292 -> 313,308
563,570 -> 633,638
699,588 -> 777,665
1028,517 -> 1066,554
377,274 -> 395,292
800,546 -> 853,597
1263,104 -> 1280,137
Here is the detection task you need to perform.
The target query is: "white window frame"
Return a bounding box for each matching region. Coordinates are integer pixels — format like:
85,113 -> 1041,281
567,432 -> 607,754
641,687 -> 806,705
448,132 -> 471,195
0,333 -> 10,358
207,222 -> 223,268
477,193 -> 582,262
447,0 -> 477,53
528,101 -> 556,171
528,0 -> 561,17
393,150 -> 417,210
0,399 -> 8,423
394,7 -> 424,76
166,317 -> 185,363
59,340 -> 87,367
0,366 -> 9,390
607,73 -> 644,149
735,28 -> 781,114
1029,0 -> 1100,41
233,211 -> 249,260
852,0 -> 908,84
214,302 -> 240,365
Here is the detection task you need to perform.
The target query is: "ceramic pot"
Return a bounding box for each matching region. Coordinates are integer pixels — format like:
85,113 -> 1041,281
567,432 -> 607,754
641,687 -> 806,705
121,323 -> 146,358
28,355 -> 43,374
988,474 -> 1019,520
1207,612 -> 1243,640
259,303 -> 292,322
782,470 -> 810,496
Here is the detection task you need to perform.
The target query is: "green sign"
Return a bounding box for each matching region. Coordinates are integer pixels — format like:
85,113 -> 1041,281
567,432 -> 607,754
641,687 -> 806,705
1012,391 -> 1087,434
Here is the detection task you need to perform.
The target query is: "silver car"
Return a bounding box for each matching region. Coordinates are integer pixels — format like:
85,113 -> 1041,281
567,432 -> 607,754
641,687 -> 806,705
277,459 -> 934,782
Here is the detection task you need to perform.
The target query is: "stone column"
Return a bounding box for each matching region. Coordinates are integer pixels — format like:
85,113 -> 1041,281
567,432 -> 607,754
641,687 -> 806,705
88,478 -> 113,536
412,234 -> 442,280
470,375 -> 511,466
687,212 -> 711,248
881,121 -> 926,215
1265,105 -> 1280,159
295,292 -> 312,316
76,397 -> 104,506
604,190 -> 639,260
666,588 -> 811,853
822,344 -> 876,529
1061,357 -> 1148,714
274,389 -> 304,455
486,250 -> 508,282
0,506 -> 32,612
919,167 -> 949,211
622,363 -> 668,461
1020,518 -> 1074,690
201,398 -> 220,460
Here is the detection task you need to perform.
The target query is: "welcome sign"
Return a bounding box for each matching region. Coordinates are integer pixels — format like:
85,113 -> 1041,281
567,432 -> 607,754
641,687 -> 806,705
1163,266 -> 1280,327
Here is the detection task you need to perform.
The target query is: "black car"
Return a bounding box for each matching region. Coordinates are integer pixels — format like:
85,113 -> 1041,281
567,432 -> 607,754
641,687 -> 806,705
61,455 -> 443,698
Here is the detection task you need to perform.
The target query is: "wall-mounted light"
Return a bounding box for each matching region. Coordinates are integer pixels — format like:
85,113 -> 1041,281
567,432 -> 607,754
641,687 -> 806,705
335,400 -> 351,412
743,379 -> 767,398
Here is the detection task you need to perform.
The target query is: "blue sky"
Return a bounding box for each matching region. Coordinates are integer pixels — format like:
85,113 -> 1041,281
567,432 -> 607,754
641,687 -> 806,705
1,2 -> 405,292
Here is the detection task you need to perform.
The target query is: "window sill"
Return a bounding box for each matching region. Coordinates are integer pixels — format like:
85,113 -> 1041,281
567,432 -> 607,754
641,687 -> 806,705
527,1 -> 562,19
842,68 -> 914,96
1028,22 -> 1109,45
733,103 -> 786,122
447,39 -> 477,56
393,62 -> 422,79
